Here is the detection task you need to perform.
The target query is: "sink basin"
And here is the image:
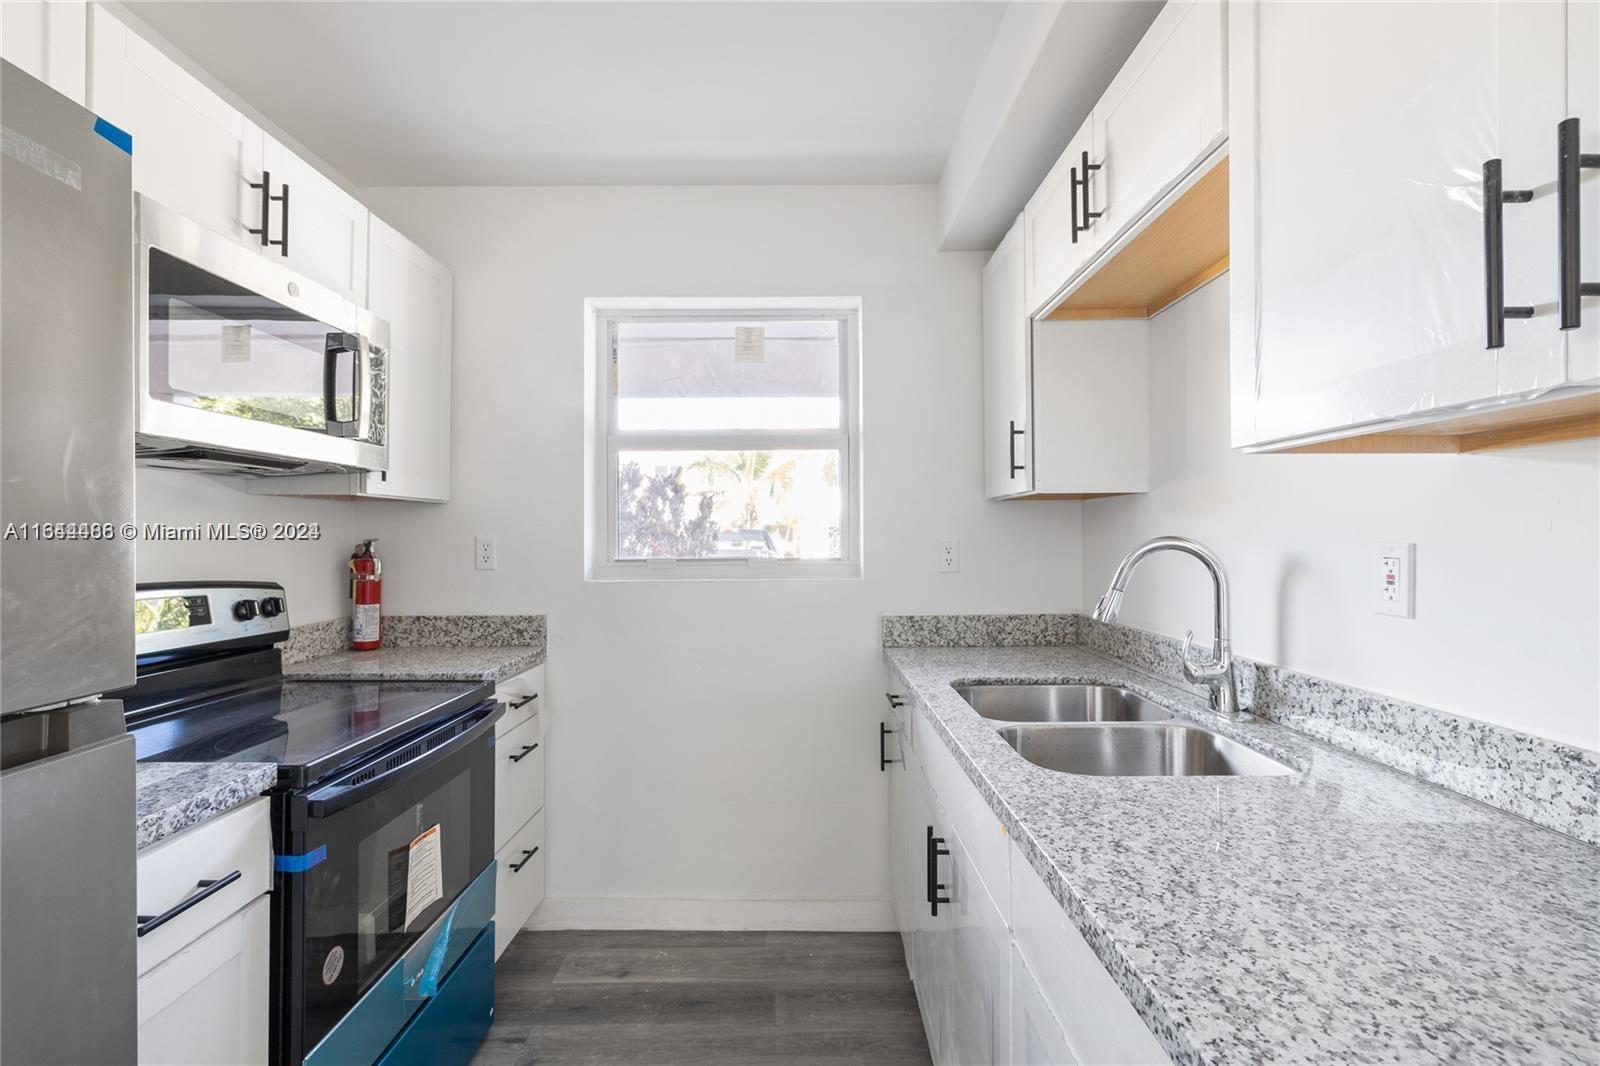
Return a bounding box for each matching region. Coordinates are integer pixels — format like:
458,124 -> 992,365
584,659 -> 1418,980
954,684 -> 1174,724
996,723 -> 1295,777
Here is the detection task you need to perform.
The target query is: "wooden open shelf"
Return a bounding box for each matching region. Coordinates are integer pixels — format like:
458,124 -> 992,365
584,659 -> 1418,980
1047,157 -> 1229,321
1270,391 -> 1600,454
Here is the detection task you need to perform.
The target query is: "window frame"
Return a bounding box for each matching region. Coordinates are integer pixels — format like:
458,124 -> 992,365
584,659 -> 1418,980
585,298 -> 863,581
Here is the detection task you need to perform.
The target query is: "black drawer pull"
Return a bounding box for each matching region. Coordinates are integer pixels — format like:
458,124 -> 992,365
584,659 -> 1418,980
1557,118 -> 1600,331
1008,420 -> 1026,477
1483,158 -> 1536,349
509,693 -> 539,710
510,847 -> 540,873
509,742 -> 540,763
1071,150 -> 1103,241
884,692 -> 905,709
880,722 -> 902,771
926,827 -> 950,916
136,870 -> 242,937
271,182 -> 290,256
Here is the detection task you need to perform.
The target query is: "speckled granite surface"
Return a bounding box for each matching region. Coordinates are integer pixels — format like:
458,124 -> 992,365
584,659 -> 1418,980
282,614 -> 546,665
886,613 -> 1598,843
881,613 -> 1076,647
885,644 -> 1600,1066
1076,616 -> 1598,844
135,761 -> 277,850
282,645 -> 541,683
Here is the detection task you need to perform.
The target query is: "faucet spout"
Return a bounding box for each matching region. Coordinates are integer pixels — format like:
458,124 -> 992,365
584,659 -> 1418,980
1089,536 -> 1246,718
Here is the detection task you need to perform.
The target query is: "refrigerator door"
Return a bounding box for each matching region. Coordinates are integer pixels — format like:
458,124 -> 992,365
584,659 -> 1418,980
1,59 -> 136,713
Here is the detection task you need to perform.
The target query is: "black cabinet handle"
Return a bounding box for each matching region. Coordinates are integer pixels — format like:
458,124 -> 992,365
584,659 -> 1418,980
247,170 -> 272,247
926,827 -> 951,916
884,692 -> 905,709
509,742 -> 540,763
880,722 -> 902,771
509,693 -> 539,710
271,182 -> 290,257
1557,118 -> 1600,331
1483,158 -> 1536,349
1008,420 -> 1025,477
510,847 -> 540,873
1069,163 -> 1080,244
136,870 -> 242,937
1071,150 -> 1103,241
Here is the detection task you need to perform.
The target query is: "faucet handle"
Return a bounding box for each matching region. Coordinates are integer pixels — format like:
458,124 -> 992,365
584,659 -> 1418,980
1180,629 -> 1224,683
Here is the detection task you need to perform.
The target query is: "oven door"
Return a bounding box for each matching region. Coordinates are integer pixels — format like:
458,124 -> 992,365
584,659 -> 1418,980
276,700 -> 501,1063
136,195 -> 389,473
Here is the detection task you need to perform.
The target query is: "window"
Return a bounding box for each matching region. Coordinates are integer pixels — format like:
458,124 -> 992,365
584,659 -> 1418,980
586,300 -> 861,580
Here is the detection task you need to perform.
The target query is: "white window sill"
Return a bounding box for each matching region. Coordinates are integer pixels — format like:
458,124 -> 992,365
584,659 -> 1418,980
586,559 -> 862,582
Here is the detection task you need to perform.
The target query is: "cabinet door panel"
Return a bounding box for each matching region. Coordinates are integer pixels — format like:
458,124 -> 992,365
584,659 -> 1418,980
89,8 -> 262,249
1010,944 -> 1077,1066
136,895 -> 269,1066
1235,1 -> 1567,445
1568,0 -> 1600,385
3,0 -> 87,103
362,216 -> 453,501
945,835 -> 1008,1066
262,135 -> 368,302
1024,121 -> 1097,316
1090,0 -> 1226,251
983,215 -> 1032,498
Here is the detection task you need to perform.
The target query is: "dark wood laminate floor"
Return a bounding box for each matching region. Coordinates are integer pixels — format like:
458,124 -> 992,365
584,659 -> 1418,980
471,931 -> 933,1065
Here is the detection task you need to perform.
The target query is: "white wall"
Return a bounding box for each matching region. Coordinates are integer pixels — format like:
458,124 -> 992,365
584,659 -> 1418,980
356,185 -> 1082,923
1080,277 -> 1600,752
134,468 -> 356,623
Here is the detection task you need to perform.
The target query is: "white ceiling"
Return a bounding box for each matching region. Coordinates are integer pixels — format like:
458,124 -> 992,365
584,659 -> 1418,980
125,1 -> 1009,187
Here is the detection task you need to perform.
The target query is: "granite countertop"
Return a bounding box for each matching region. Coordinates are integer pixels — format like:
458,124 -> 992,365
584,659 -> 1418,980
282,645 -> 542,683
885,644 -> 1600,1066
135,761 -> 277,850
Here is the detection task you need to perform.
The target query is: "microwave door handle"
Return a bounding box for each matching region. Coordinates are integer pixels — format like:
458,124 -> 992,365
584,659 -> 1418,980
304,702 -> 503,818
324,333 -> 361,436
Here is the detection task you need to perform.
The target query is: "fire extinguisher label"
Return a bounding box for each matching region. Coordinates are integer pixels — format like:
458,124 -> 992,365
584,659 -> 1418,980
353,603 -> 381,645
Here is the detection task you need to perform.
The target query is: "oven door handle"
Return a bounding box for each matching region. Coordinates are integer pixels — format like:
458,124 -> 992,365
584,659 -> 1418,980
305,702 -> 503,818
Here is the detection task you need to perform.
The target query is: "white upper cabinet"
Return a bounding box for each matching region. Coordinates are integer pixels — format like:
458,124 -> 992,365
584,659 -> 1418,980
983,215 -> 1033,497
1088,0 -> 1226,254
2,0 -> 87,103
360,217 -> 453,501
89,5 -> 264,252
1566,0 -> 1599,387
1023,118 -> 1097,316
1230,0 -> 1591,449
261,134 -> 368,303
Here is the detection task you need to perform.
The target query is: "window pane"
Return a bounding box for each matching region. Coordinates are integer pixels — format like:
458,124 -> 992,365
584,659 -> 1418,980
615,320 -> 840,431
616,449 -> 842,560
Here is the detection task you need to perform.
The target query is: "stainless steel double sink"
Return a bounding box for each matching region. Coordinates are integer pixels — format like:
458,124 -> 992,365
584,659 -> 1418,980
954,684 -> 1294,778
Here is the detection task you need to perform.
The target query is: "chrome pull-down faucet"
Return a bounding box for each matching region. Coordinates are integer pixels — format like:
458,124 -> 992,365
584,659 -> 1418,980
1090,536 -> 1248,718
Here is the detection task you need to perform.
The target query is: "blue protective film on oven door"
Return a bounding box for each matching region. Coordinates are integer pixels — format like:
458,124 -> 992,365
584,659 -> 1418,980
275,845 -> 328,873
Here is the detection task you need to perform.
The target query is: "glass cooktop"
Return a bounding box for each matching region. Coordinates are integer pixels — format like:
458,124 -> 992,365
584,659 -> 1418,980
128,677 -> 494,788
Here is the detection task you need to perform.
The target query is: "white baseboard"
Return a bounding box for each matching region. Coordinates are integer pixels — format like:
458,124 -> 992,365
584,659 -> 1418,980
525,897 -> 896,932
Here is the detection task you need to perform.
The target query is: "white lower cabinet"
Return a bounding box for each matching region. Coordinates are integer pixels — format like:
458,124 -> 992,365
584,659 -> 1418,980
135,797 -> 272,1066
137,896 -> 269,1066
885,676 -> 1167,1065
493,664 -> 547,956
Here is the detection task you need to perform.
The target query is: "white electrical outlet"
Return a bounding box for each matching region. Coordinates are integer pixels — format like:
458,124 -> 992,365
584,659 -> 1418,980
475,535 -> 497,571
1375,541 -> 1414,617
937,538 -> 960,573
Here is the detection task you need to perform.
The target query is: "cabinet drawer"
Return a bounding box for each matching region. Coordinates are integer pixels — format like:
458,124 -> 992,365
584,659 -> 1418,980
884,666 -> 911,747
1010,840 -> 1169,1066
136,798 -> 271,977
137,895 -> 269,1065
494,713 -> 545,852
914,711 -> 1009,925
497,663 -> 545,737
494,808 -> 546,959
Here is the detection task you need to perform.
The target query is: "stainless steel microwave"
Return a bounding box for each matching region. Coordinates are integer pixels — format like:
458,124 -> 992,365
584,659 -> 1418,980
135,195 -> 388,475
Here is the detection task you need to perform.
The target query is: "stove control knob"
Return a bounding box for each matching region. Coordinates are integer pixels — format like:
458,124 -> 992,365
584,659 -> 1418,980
233,599 -> 260,622
259,596 -> 284,618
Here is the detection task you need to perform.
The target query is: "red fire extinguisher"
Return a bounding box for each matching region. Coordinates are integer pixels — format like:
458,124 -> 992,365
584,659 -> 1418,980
350,539 -> 381,651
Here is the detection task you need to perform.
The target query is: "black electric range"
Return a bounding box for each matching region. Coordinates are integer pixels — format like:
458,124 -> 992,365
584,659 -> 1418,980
119,582 -> 502,1065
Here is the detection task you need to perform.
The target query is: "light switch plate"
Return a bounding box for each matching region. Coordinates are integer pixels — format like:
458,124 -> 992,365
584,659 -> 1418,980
1375,541 -> 1414,617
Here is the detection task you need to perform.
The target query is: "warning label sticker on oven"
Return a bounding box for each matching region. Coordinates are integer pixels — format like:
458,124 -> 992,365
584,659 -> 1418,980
404,824 -> 444,928
221,323 -> 252,363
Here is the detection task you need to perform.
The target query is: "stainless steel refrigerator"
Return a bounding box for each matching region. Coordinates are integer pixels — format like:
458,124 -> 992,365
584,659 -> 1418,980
1,59 -> 139,1063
